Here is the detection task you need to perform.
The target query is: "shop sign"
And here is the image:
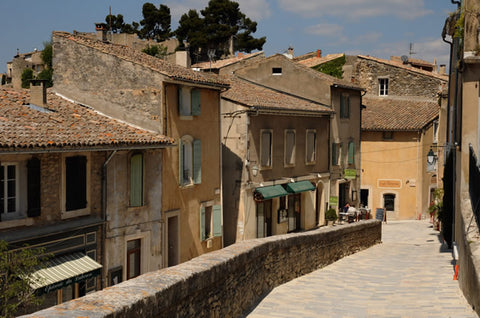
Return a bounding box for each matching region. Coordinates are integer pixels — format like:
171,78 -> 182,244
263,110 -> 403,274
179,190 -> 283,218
344,169 -> 356,179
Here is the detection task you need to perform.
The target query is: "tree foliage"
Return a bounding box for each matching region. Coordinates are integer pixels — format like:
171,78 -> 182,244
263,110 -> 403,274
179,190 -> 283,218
138,3 -> 171,42
0,241 -> 50,318
175,0 -> 266,62
312,55 -> 346,79
142,44 -> 167,58
105,14 -> 139,34
21,69 -> 34,89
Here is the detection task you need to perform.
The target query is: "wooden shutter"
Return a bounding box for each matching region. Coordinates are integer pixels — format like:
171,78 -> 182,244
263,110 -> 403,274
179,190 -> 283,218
191,89 -> 201,116
332,143 -> 338,166
340,95 -> 345,118
348,141 -> 355,165
200,206 -> 206,241
178,86 -> 183,115
178,139 -> 183,185
130,153 -> 144,207
193,139 -> 201,184
27,157 -> 41,217
213,205 -> 222,237
66,156 -> 87,211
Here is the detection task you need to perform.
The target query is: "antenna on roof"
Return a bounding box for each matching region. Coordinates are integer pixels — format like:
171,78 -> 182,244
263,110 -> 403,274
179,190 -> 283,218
409,43 -> 416,57
207,49 -> 216,72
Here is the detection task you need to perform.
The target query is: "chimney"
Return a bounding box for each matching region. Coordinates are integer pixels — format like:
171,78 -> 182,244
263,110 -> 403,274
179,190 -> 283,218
95,23 -> 107,42
288,46 -> 294,58
238,52 -> 243,58
30,79 -> 47,106
316,49 -> 322,58
439,64 -> 446,75
175,51 -> 191,68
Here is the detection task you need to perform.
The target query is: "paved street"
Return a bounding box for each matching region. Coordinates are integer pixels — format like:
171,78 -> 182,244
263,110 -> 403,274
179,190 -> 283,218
247,220 -> 478,318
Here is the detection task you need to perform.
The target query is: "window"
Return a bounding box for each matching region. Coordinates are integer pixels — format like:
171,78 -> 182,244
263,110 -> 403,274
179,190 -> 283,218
27,157 -> 41,217
348,141 -> 355,165
383,131 -> 394,140
260,130 -> 273,168
306,130 -> 316,164
340,94 -> 350,118
126,239 -> 141,280
178,86 -> 201,117
130,153 -> 144,207
0,164 -> 18,217
65,155 -> 87,211
179,136 -> 201,186
332,142 -> 341,166
200,205 -> 222,240
384,193 -> 395,211
433,120 -> 439,144
379,78 -> 389,96
284,130 -> 296,166
272,67 -> 282,75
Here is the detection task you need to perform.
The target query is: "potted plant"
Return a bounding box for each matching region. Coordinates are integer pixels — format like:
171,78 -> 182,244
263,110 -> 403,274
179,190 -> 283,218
325,208 -> 338,226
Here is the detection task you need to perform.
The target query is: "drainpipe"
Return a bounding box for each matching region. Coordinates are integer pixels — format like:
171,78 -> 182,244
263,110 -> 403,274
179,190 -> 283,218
101,150 -> 117,289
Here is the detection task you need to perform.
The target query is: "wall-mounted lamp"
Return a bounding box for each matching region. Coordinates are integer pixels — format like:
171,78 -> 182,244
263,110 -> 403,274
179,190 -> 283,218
251,164 -> 259,177
427,149 -> 437,165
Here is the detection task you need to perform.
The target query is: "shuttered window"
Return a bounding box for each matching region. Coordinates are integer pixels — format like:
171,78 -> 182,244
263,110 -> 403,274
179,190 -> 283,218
340,94 -> 350,118
27,158 -> 41,217
348,141 -> 355,165
130,153 -> 144,207
261,130 -> 272,168
178,86 -> 201,116
65,156 -> 87,211
179,136 -> 201,186
332,143 -> 340,166
200,205 -> 222,241
284,130 -> 296,166
191,89 -> 201,116
306,130 -> 316,164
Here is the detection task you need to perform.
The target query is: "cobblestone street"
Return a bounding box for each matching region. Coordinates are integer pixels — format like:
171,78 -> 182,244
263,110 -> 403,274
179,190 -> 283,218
247,220 -> 477,318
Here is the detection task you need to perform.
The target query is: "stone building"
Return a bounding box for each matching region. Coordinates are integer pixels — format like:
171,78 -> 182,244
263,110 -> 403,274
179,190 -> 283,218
7,49 -> 46,89
0,82 -> 172,315
51,31 -> 229,274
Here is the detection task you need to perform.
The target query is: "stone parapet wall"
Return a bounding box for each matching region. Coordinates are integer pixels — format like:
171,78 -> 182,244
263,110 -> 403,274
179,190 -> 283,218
23,220 -> 381,318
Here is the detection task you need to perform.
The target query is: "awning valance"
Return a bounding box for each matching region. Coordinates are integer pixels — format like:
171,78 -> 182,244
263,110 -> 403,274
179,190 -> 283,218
255,185 -> 289,200
286,180 -> 316,193
28,252 -> 102,294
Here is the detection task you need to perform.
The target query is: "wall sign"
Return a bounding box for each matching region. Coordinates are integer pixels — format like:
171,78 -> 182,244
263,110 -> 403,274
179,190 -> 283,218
329,196 -> 338,206
377,179 -> 402,189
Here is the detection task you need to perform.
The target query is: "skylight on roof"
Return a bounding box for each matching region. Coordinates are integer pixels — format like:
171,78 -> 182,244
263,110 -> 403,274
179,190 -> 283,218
26,103 -> 54,113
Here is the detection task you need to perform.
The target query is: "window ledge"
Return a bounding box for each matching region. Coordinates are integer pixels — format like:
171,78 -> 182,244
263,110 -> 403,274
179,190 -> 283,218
0,217 -> 34,229
61,208 -> 90,219
179,115 -> 194,120
305,162 -> 316,166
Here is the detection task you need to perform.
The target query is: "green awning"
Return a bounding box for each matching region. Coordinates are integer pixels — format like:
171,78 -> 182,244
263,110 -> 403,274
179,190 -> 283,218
28,252 -> 102,295
286,180 -> 316,193
255,185 -> 288,200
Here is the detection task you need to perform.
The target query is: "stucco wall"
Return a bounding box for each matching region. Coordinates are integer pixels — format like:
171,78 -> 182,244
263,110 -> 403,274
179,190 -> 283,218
23,220 -> 381,318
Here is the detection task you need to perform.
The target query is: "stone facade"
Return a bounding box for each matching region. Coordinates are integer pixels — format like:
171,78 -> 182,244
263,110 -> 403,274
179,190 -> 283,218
23,220 -> 381,318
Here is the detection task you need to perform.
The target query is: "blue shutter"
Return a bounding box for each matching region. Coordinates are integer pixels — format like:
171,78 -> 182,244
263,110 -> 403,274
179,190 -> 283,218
193,139 -> 201,184
200,206 -> 206,241
130,153 -> 143,206
178,139 -> 184,185
348,141 -> 355,165
191,89 -> 201,116
213,205 -> 222,237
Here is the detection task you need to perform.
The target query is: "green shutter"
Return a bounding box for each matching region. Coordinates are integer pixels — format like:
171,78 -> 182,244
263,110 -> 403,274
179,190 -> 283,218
213,205 -> 222,237
178,87 -> 183,115
193,139 -> 201,184
332,143 -> 338,166
191,89 -> 201,116
178,139 -> 183,185
348,141 -> 355,165
130,153 -> 143,206
200,206 -> 206,241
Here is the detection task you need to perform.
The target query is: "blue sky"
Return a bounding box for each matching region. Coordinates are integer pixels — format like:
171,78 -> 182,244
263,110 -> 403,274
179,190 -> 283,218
0,0 -> 457,74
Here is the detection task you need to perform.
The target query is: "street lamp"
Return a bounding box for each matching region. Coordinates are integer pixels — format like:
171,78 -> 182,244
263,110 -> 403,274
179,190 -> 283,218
251,164 -> 259,177
427,149 -> 436,165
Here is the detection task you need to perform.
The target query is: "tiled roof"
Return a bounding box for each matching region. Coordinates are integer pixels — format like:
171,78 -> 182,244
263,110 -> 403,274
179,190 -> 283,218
221,76 -> 333,114
362,96 -> 438,131
297,53 -> 345,68
53,31 -> 229,88
358,55 -> 448,81
0,87 -> 174,151
191,52 -> 264,70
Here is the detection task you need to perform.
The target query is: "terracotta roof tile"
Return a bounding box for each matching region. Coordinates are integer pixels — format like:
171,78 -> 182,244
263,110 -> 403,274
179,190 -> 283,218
362,96 -> 438,131
0,87 -> 174,151
221,76 -> 333,114
53,31 -> 229,88
191,52 -> 264,69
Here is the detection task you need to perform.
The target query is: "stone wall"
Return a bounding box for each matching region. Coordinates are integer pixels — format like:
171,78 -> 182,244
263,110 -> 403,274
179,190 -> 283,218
23,220 -> 381,318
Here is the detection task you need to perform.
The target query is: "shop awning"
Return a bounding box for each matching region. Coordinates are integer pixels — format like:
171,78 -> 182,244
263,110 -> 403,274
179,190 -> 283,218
286,180 -> 316,193
28,252 -> 102,294
255,185 -> 289,200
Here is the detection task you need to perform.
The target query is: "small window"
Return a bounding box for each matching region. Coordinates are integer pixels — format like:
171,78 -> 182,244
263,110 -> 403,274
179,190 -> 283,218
284,130 -> 296,166
261,130 -> 273,168
130,153 -> 144,207
200,205 -> 222,240
379,78 -> 389,96
0,164 -> 18,216
340,94 -> 350,118
272,67 -> 282,75
126,239 -> 141,280
383,131 -> 394,140
332,142 -> 341,166
179,136 -> 201,186
306,130 -> 316,164
178,86 -> 201,117
384,193 -> 395,211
